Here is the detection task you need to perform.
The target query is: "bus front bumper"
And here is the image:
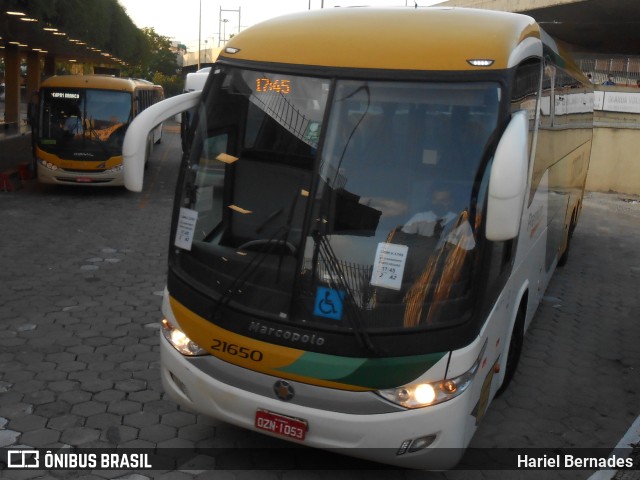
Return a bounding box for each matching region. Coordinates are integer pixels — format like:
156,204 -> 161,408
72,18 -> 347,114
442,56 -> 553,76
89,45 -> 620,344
159,334 -> 471,470
37,162 -> 124,186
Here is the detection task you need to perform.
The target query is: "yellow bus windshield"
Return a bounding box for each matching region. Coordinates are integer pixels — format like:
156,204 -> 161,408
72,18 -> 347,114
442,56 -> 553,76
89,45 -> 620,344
177,65 -> 501,332
38,88 -> 132,160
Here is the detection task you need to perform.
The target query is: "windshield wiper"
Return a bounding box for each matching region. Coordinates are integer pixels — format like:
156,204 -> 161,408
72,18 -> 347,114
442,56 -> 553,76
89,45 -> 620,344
331,84 -> 371,186
211,187 -> 303,318
80,116 -> 112,156
210,221 -> 294,319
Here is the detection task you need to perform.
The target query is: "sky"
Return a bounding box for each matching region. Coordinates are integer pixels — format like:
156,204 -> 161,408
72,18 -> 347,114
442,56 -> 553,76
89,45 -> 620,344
117,0 -> 445,52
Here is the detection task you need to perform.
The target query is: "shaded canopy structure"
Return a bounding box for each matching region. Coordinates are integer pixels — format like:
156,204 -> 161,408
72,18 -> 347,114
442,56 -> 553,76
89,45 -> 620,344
1,0 -> 153,126
441,0 -> 640,56
1,0 -> 149,66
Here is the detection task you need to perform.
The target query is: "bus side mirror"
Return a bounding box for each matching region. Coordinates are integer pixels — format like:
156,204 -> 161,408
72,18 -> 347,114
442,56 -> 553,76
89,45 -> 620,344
486,110 -> 529,241
123,91 -> 201,192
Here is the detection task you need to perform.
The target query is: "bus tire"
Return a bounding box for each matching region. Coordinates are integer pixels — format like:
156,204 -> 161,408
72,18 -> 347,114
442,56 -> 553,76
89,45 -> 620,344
558,208 -> 577,267
497,301 -> 526,395
144,137 -> 152,171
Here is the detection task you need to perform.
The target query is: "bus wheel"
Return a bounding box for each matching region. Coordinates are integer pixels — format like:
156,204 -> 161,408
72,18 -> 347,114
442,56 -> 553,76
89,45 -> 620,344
497,302 -> 525,395
558,209 -> 577,267
144,137 -> 152,171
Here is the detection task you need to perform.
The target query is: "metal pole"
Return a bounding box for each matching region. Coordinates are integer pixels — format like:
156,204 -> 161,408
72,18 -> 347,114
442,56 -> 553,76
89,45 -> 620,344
197,0 -> 201,70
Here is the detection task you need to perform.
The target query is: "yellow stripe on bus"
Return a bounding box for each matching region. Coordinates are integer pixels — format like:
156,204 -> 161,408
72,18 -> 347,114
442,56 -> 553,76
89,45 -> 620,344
169,297 -> 372,391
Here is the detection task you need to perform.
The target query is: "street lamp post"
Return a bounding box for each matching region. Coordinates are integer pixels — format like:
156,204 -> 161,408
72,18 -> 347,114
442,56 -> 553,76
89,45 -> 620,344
222,19 -> 229,45
219,7 -> 241,46
197,0 -> 202,70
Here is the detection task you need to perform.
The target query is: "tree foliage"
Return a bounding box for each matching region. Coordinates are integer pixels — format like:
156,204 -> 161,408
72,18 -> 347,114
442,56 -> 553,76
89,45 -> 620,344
8,0 -> 148,65
5,0 -> 183,95
124,28 -> 181,95
141,27 -> 180,77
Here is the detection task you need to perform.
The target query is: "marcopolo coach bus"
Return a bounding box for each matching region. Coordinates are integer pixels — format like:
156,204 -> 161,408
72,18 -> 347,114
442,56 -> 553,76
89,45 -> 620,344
31,75 -> 163,186
122,7 -> 593,469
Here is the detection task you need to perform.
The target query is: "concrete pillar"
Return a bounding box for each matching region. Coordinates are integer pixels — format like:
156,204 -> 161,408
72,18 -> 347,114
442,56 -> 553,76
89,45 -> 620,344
26,51 -> 42,97
3,44 -> 21,125
43,54 -> 56,79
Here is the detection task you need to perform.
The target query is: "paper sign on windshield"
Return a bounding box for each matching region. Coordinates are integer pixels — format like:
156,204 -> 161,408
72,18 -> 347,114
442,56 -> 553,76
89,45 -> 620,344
175,207 -> 198,251
371,242 -> 408,291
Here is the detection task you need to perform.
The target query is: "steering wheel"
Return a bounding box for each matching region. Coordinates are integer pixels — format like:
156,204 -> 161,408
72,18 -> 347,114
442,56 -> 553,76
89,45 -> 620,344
238,239 -> 297,255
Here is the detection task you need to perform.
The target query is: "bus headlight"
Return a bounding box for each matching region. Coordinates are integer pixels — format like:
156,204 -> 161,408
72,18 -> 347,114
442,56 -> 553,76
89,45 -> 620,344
377,341 -> 486,409
105,164 -> 123,174
161,319 -> 208,356
38,159 -> 58,171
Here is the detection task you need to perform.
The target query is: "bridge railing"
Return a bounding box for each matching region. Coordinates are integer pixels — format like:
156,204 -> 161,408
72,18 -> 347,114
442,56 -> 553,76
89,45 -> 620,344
580,57 -> 640,87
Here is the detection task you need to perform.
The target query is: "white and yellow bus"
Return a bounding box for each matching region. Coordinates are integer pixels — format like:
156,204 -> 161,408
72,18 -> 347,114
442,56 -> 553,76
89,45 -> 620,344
123,7 -> 593,469
32,75 -> 163,186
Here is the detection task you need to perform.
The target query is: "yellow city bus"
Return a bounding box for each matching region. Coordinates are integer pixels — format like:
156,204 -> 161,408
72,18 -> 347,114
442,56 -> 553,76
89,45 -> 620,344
31,75 -> 163,186
122,7 -> 593,469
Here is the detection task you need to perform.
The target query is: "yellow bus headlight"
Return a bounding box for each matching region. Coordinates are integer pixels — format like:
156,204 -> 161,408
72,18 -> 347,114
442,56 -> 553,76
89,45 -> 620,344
38,159 -> 59,171
161,319 -> 208,356
377,341 -> 486,409
105,164 -> 123,174
377,372 -> 473,409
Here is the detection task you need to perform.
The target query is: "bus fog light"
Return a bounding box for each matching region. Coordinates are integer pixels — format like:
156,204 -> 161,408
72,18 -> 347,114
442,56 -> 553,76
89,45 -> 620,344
169,371 -> 189,396
161,318 -> 208,356
408,435 -> 437,452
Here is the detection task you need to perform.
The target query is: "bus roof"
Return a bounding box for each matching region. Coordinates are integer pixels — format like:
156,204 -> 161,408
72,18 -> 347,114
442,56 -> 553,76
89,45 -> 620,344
221,7 -> 542,72
41,75 -> 160,91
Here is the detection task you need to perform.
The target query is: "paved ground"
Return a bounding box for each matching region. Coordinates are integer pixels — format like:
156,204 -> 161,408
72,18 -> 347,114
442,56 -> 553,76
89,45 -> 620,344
0,124 -> 639,479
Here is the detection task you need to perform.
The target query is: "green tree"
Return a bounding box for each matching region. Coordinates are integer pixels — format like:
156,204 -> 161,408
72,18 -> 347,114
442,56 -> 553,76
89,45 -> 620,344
8,0 -> 148,65
144,28 -> 180,76
4,0 -> 182,95
125,28 -> 181,96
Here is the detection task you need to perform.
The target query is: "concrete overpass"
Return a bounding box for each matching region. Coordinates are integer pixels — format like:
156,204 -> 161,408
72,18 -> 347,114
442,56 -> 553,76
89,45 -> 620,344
1,7 -> 125,129
439,0 -> 640,56
3,0 -> 640,194
439,0 -> 640,196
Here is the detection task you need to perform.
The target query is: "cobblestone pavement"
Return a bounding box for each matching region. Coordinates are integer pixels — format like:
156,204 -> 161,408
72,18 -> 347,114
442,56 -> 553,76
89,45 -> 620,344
1,124 -> 639,479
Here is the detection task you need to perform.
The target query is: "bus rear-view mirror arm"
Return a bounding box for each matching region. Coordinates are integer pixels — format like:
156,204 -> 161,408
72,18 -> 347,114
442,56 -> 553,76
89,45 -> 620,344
123,91 -> 201,192
486,110 -> 529,241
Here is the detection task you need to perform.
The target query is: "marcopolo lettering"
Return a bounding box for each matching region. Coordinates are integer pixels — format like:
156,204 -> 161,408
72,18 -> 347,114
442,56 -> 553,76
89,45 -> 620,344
249,322 -> 325,346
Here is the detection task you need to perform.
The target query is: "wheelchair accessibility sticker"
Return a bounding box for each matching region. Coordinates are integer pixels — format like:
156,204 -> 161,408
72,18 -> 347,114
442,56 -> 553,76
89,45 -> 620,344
314,287 -> 345,320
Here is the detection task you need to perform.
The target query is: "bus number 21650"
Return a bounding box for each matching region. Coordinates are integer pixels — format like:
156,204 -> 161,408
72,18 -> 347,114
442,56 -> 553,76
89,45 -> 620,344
211,339 -> 264,362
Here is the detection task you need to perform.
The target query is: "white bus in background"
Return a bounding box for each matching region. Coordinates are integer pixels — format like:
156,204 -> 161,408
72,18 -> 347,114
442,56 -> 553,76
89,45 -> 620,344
181,67 -> 211,151
185,67 -> 211,93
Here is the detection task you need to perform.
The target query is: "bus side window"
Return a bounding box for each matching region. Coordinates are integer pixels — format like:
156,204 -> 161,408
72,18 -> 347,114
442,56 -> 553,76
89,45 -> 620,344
511,59 -> 542,205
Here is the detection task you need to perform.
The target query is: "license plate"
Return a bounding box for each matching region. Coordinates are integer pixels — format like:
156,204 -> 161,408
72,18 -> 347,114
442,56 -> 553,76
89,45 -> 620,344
76,177 -> 93,183
255,409 -> 308,441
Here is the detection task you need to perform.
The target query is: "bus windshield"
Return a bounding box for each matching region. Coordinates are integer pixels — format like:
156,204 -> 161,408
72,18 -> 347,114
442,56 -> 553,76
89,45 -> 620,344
177,65 -> 500,332
38,88 -> 132,159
